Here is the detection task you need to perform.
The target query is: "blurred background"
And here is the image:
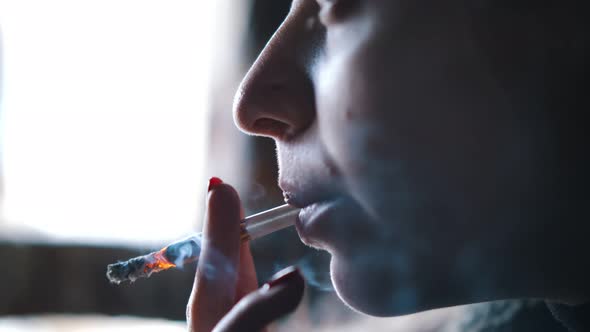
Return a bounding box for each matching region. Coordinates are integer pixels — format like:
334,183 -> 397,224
0,0 -> 568,331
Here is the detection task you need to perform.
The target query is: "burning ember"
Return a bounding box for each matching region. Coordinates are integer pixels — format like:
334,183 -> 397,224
144,248 -> 176,272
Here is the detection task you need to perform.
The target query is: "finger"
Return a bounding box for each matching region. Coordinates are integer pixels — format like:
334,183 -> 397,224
188,179 -> 242,332
234,240 -> 258,301
214,266 -> 305,332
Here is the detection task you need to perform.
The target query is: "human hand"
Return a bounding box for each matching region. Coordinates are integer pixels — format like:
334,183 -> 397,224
187,179 -> 304,332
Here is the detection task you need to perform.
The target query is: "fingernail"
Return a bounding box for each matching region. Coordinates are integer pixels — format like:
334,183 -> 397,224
208,177 -> 223,192
262,266 -> 299,291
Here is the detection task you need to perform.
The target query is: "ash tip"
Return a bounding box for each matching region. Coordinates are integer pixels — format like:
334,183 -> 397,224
106,262 -> 127,284
106,257 -> 146,284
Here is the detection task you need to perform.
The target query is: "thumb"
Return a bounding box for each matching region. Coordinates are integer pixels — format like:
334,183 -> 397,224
213,266 -> 305,332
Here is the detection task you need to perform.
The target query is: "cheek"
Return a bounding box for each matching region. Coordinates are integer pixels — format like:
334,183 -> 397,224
316,48 -> 403,219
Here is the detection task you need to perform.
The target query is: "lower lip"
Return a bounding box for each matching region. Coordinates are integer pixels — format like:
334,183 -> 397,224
296,200 -> 341,246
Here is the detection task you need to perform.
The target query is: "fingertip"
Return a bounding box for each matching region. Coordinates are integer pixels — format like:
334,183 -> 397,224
207,182 -> 240,207
255,267 -> 305,318
208,176 -> 224,192
214,268 -> 305,332
264,267 -> 305,310
205,182 -> 242,233
264,266 -> 303,289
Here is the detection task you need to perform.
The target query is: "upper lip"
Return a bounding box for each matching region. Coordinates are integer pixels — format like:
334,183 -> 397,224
280,180 -> 336,209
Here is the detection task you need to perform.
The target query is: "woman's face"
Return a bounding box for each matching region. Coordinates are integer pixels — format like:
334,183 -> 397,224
234,0 -> 560,316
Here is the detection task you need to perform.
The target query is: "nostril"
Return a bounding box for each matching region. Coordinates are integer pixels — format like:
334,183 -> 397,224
253,118 -> 291,139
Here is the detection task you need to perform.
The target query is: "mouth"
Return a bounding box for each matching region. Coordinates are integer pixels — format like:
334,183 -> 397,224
284,191 -> 346,249
282,187 -> 329,209
294,200 -> 339,246
280,176 -> 347,248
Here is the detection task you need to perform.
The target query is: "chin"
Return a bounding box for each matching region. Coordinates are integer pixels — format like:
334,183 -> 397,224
329,251 -> 423,317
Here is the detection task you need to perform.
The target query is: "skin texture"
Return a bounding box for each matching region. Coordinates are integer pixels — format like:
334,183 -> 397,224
189,0 -> 590,328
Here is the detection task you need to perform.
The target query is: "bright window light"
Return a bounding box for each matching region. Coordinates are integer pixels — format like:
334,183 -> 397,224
0,0 -> 214,245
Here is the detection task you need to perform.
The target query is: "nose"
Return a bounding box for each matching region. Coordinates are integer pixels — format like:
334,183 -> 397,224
233,10 -> 316,141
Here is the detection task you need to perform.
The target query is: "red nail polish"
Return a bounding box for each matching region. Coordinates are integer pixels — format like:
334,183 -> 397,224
265,266 -> 299,289
208,177 -> 223,191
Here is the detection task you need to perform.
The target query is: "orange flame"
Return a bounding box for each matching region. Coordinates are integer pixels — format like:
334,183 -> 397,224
144,247 -> 176,273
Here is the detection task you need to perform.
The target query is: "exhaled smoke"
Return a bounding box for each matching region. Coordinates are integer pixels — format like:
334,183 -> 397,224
273,251 -> 334,292
299,261 -> 333,292
456,300 -> 536,332
245,182 -> 267,207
